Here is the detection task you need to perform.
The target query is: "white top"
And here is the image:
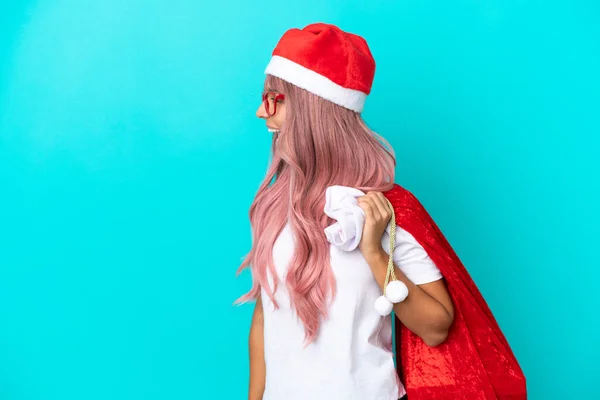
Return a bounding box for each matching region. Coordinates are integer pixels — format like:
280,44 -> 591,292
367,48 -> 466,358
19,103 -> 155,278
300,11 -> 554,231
261,222 -> 443,400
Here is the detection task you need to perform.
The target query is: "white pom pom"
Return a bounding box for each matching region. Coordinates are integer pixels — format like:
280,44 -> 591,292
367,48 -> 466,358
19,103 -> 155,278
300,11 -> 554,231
374,295 -> 393,316
385,280 -> 409,303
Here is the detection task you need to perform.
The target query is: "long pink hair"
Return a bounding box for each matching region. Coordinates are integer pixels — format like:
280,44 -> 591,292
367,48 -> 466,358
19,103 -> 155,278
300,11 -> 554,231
237,75 -> 396,343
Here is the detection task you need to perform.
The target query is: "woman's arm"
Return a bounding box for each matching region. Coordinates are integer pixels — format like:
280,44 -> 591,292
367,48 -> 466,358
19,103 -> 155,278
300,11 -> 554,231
358,191 -> 454,347
364,250 -> 454,347
248,296 -> 266,400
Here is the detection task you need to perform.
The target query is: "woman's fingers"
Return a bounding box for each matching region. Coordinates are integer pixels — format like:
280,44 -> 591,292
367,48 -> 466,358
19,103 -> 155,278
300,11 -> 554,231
358,195 -> 380,221
366,192 -> 391,223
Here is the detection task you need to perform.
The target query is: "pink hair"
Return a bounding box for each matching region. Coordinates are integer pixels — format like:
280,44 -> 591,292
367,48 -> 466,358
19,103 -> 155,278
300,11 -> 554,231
237,75 -> 396,343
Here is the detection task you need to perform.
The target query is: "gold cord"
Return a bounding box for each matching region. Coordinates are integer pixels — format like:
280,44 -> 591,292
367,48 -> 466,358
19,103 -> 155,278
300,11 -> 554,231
383,198 -> 397,295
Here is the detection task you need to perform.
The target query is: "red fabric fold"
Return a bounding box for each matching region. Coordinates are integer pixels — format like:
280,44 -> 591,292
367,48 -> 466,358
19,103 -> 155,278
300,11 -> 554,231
383,184 -> 527,400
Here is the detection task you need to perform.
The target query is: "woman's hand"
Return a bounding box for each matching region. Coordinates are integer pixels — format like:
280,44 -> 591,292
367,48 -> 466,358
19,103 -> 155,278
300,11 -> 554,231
357,191 -> 393,260
357,191 -> 454,346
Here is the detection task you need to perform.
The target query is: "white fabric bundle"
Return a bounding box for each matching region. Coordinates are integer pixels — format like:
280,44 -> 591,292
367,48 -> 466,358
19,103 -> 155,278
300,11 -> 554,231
323,185 -> 367,251
324,185 -> 391,251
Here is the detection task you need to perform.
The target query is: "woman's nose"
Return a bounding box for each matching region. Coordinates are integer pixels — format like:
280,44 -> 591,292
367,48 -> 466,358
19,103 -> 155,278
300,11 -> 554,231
256,103 -> 268,119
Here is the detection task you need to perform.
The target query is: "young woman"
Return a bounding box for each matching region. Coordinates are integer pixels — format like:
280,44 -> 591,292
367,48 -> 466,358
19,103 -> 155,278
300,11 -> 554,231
237,23 -> 525,400
237,23 -> 454,400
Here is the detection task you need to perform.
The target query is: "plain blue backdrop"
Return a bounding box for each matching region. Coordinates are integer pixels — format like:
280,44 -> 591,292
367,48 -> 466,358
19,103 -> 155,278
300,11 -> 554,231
1,1 -> 598,399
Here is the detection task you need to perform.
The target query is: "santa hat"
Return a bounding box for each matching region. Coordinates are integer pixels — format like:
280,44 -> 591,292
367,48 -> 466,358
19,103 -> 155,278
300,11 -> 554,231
264,23 -> 376,113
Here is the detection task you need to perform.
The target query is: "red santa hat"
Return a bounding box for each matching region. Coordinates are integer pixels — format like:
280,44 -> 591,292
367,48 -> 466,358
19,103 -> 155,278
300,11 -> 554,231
264,23 -> 376,113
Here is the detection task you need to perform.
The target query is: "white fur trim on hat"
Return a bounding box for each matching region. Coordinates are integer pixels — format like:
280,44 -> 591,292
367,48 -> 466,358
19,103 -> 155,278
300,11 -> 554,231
264,55 -> 367,113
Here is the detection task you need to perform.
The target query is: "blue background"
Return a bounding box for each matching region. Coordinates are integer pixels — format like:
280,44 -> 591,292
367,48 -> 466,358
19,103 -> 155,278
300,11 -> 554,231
1,1 -> 598,399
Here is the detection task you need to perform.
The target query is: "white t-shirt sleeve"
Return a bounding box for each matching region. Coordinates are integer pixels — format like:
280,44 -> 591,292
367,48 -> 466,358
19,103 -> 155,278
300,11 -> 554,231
381,224 -> 443,285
